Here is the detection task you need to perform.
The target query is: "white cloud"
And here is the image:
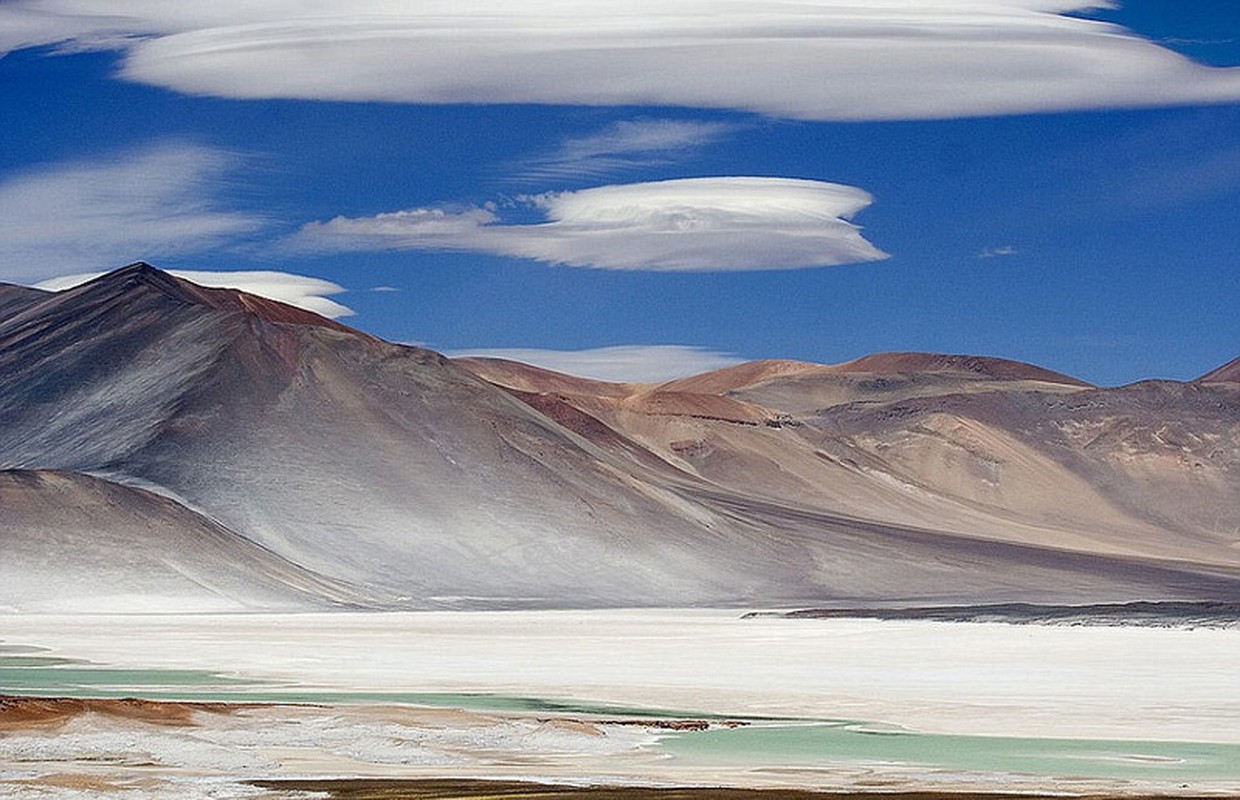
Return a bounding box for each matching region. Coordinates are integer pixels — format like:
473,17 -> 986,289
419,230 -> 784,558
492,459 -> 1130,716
979,245 -> 1019,257
288,177 -> 887,271
34,269 -> 354,318
0,143 -> 261,283
447,345 -> 746,383
515,119 -> 741,182
2,1 -> 1238,120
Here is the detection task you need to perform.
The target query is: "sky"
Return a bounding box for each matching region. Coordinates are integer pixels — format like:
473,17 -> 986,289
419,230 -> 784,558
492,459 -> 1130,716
0,1 -> 1237,386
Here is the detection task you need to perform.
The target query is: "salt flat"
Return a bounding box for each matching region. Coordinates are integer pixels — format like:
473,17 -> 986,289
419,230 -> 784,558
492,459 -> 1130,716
3,610 -> 1238,742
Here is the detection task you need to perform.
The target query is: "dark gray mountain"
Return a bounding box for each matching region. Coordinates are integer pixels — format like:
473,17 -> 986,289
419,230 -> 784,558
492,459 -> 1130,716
0,283 -> 49,320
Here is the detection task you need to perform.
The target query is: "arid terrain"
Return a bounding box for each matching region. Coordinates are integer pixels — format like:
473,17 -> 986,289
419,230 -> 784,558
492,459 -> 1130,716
2,264 -> 1238,612
3,266 -> 1240,798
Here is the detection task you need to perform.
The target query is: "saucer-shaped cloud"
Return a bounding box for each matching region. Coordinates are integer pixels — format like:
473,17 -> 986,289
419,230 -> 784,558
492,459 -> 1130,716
36,270 -> 354,318
290,177 -> 887,271
448,345 -> 746,383
3,1 -> 1238,119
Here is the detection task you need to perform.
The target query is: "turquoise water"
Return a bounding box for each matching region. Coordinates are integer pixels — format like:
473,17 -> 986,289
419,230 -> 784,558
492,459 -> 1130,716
0,647 -> 704,718
5,644 -> 1240,783
662,721 -> 1240,781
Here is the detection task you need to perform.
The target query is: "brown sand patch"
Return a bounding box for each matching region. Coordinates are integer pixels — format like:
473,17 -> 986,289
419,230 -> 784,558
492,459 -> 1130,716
0,694 -> 247,731
15,773 -> 131,792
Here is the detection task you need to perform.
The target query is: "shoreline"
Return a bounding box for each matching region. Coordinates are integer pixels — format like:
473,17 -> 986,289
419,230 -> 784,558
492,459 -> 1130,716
4,612 -> 1240,797
3,611 -> 1238,742
4,694 -> 1240,798
249,778 -> 1240,800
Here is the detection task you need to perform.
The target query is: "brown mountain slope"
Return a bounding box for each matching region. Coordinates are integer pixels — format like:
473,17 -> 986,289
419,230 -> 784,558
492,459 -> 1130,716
834,352 -> 1090,385
453,356 -> 637,397
462,353 -> 1240,577
1197,355 -> 1240,384
5,264 -> 1239,609
658,359 -> 823,395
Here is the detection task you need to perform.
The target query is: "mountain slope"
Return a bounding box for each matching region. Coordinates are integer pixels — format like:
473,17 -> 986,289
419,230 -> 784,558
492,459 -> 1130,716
0,266 -> 770,607
0,283 -> 49,321
1197,356 -> 1240,384
460,352 -> 1240,577
0,470 -> 369,612
4,264 -> 1239,610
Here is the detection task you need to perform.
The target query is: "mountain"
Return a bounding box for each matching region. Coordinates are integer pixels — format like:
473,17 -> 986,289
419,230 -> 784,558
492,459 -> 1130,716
0,283 -> 49,320
1197,356 -> 1240,384
0,469 -> 365,613
461,354 -> 1240,576
3,264 -> 1238,611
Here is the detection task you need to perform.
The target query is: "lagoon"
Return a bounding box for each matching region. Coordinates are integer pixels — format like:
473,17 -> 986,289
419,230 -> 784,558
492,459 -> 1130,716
3,610 -> 1240,793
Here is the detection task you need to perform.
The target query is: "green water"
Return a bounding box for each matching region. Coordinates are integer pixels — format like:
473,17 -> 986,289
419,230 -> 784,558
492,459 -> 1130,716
0,649 -> 703,718
4,646 -> 1240,783
662,721 -> 1240,781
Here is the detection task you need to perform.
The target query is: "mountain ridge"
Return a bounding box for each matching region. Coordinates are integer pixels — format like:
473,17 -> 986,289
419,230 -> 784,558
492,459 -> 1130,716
1197,355 -> 1240,384
3,264 -> 1238,612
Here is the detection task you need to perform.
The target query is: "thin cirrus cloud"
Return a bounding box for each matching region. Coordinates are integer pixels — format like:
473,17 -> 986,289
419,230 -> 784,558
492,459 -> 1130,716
35,270 -> 354,319
512,119 -> 742,182
0,143 -> 262,283
287,176 -> 888,272
447,345 -> 746,383
979,246 -> 1019,258
2,1 -> 1238,120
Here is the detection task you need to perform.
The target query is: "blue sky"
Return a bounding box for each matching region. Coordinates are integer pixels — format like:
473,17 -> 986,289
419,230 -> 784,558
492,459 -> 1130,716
1,1 -> 1237,385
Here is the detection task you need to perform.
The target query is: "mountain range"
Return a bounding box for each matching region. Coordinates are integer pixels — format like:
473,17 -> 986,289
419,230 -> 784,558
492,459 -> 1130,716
2,263 -> 1238,612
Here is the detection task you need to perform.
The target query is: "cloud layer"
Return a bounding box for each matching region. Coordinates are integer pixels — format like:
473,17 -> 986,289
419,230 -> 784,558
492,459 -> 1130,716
2,1 -> 1238,120
290,177 -> 887,271
447,345 -> 746,383
35,269 -> 354,318
0,143 -> 260,282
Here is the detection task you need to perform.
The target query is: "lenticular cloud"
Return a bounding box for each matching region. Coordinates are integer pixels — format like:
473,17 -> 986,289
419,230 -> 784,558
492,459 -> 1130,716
290,177 -> 888,272
36,270 -> 354,318
447,345 -> 747,383
2,0 -> 1237,120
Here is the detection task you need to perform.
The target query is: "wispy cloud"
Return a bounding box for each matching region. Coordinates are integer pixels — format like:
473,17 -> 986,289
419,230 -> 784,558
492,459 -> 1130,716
979,245 -> 1019,258
513,119 -> 741,182
3,1 -> 1238,120
0,143 -> 262,283
34,269 -> 354,318
287,176 -> 887,272
447,344 -> 746,383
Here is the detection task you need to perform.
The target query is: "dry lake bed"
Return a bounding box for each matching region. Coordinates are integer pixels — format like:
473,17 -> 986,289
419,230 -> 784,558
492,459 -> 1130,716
2,610 -> 1239,798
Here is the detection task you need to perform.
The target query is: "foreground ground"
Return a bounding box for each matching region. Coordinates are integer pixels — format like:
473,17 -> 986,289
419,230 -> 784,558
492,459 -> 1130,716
2,611 -> 1239,798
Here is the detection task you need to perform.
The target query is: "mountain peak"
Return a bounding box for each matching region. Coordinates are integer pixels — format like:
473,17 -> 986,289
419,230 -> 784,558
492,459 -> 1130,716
830,352 -> 1091,387
657,359 -> 822,394
108,261 -> 200,297
1195,356 -> 1240,384
70,263 -> 355,334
